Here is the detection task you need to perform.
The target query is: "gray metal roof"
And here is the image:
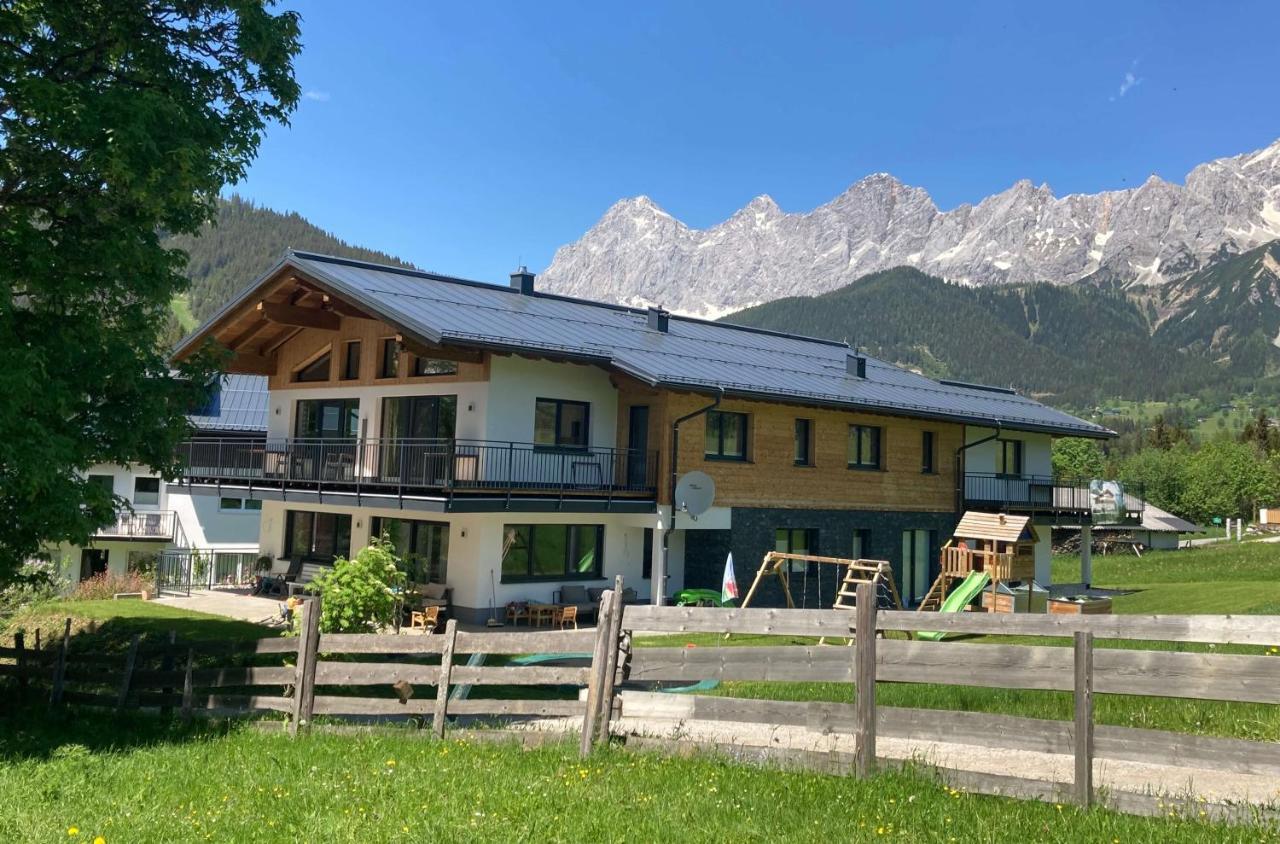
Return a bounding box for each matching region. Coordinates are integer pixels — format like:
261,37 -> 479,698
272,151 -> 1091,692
186,373 -> 268,433
181,251 -> 1114,438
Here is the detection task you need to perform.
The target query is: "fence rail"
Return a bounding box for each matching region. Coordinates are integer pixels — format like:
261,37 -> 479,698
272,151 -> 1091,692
5,590 -> 1279,820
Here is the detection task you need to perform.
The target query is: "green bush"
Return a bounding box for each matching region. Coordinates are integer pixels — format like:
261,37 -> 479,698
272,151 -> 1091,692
306,538 -> 405,633
0,562 -> 66,621
70,571 -> 148,601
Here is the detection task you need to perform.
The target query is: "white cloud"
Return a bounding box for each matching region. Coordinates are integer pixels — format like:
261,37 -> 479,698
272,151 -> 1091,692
303,90 -> 331,102
1110,60 -> 1143,101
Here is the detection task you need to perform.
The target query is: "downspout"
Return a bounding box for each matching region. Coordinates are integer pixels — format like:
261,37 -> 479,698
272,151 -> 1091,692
655,388 -> 724,606
954,419 -> 1002,514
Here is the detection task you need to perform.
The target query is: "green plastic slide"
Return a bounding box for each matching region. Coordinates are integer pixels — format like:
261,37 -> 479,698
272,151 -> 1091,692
916,571 -> 991,641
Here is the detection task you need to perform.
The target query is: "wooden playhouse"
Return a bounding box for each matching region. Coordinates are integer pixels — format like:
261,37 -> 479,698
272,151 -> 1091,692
919,511 -> 1040,613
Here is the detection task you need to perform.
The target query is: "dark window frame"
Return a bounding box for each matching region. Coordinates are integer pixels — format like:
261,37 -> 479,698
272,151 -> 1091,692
534,398 -> 591,449
704,410 -> 749,461
378,337 -> 401,379
774,527 -> 818,556
283,510 -> 352,564
292,348 -> 332,383
921,430 -> 937,474
794,418 -> 814,466
851,528 -> 871,560
998,439 -> 1024,477
847,424 -> 883,470
133,476 -> 161,507
412,356 -> 459,377
341,340 -> 362,381
500,523 -> 605,583
370,516 -> 450,584
294,398 -> 360,439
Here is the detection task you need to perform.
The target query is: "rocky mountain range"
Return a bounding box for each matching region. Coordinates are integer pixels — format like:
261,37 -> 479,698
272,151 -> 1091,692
539,138 -> 1280,317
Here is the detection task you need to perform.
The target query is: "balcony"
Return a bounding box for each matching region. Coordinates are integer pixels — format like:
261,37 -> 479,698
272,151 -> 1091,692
94,510 -> 178,541
175,438 -> 660,512
962,473 -> 1144,524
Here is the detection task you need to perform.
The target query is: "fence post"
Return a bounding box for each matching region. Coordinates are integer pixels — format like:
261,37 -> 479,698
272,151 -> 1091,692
116,634 -> 142,711
580,589 -> 617,757
160,630 -> 177,717
595,575 -> 626,746
1073,630 -> 1094,807
180,648 -> 195,722
433,619 -> 458,739
853,581 -> 877,778
14,631 -> 26,705
49,618 -> 71,707
289,597 -> 322,736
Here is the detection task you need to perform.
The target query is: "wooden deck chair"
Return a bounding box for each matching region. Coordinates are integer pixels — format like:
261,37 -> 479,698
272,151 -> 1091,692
409,605 -> 439,633
557,605 -> 578,630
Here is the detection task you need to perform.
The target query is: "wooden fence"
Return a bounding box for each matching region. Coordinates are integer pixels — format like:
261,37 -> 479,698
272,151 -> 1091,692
3,583 -> 1280,819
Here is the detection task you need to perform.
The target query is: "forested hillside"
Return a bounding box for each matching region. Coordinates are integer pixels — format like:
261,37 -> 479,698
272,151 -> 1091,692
723,266 -> 1268,407
164,196 -> 413,324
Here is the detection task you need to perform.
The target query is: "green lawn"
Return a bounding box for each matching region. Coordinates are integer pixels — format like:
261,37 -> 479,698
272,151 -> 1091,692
641,542 -> 1280,741
0,710 -> 1272,843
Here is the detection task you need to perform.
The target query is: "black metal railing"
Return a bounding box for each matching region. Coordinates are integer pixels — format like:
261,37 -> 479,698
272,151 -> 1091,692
962,473 -> 1144,522
94,510 -> 178,540
176,437 -> 660,499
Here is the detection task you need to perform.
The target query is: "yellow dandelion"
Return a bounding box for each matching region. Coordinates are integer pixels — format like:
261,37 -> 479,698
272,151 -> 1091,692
67,829 -> 80,837
94,837 -> 106,844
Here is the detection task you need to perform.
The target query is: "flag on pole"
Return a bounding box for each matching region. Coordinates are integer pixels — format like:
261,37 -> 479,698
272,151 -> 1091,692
721,552 -> 739,605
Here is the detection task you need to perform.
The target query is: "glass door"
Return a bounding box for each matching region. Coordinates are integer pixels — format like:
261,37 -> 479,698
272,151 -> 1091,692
626,405 -> 650,488
380,395 -> 457,484
293,399 -> 359,482
901,529 -> 933,605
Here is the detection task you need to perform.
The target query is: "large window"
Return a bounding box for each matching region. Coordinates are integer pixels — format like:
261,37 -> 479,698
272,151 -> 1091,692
412,356 -> 459,377
87,474 -> 114,495
371,517 -> 449,584
295,398 -> 359,439
775,528 -> 817,556
501,524 -> 603,582
379,338 -> 401,379
293,349 -> 331,383
133,477 -> 160,507
998,439 -> 1024,476
921,430 -> 937,474
219,497 -> 263,513
341,340 -> 361,381
794,418 -> 814,466
284,510 -> 352,563
704,411 -> 748,460
847,425 -> 882,470
534,398 -> 590,448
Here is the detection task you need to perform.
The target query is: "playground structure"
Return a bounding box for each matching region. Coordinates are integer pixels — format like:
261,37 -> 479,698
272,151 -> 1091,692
919,511 -> 1039,614
739,551 -> 905,614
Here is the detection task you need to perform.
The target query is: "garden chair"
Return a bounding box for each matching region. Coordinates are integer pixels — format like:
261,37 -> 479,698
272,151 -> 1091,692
556,605 -> 578,630
409,605 -> 439,633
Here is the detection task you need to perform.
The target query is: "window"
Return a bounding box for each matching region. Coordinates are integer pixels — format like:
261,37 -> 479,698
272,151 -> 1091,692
774,528 -> 817,556
341,340 -> 361,380
704,411 -> 748,460
901,529 -> 935,605
284,510 -> 352,563
379,338 -> 401,379
534,398 -> 590,448
219,497 -> 263,513
87,474 -> 114,495
851,529 -> 871,560
847,425 -> 882,470
642,528 -> 654,579
295,398 -> 359,439
371,517 -> 449,583
501,524 -> 603,581
998,439 -> 1024,476
794,418 -> 814,466
921,431 -> 937,474
133,477 -> 160,507
412,356 -> 459,377
293,349 -> 331,383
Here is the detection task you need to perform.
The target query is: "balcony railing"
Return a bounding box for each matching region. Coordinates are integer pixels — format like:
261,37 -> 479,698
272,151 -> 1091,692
962,473 -> 1144,523
176,437 -> 660,500
94,510 -> 178,540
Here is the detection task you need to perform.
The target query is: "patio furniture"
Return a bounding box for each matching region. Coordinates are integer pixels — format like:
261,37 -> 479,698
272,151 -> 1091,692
556,605 -> 579,630
409,605 -> 439,632
286,562 -> 329,597
527,603 -> 559,627
554,584 -> 597,621
506,601 -> 530,626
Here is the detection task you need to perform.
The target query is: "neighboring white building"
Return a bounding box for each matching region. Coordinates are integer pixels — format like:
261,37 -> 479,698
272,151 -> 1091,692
52,375 -> 267,588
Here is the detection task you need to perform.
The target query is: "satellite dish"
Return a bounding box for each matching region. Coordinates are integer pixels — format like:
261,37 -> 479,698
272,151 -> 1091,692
674,471 -> 715,520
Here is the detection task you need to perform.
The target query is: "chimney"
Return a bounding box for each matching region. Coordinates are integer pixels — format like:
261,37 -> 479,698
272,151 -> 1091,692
646,306 -> 670,333
847,352 -> 867,379
509,266 -> 535,295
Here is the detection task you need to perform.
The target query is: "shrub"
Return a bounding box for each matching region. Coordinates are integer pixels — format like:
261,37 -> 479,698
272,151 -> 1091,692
306,538 -> 405,634
71,571 -> 149,602
0,562 -> 66,621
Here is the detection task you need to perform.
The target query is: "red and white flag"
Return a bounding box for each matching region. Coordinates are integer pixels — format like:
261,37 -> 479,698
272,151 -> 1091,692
721,552 -> 739,605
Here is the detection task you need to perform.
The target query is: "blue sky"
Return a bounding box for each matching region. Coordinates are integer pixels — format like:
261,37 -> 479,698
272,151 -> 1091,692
238,0 -> 1280,282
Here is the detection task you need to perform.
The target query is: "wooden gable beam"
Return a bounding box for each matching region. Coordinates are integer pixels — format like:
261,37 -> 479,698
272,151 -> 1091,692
224,318 -> 273,352
257,301 -> 340,331
397,335 -> 484,364
231,351 -> 276,376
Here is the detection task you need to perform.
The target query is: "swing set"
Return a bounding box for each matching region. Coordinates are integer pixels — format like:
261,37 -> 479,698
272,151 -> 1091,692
739,551 -> 906,614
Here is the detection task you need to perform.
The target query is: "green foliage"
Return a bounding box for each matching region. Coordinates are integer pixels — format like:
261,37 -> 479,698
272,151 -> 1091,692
1116,446 -> 1191,515
70,571 -> 149,602
0,1 -> 301,580
307,539 -> 406,633
0,563 -> 65,623
1050,437 -> 1104,479
1178,441 -> 1280,524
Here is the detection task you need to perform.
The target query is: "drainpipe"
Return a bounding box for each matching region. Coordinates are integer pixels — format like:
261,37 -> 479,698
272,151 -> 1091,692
654,388 -> 723,606
954,420 -> 1002,515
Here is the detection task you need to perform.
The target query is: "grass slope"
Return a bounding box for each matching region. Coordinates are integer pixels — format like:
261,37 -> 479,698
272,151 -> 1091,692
4,599 -> 277,653
0,713 -> 1272,843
